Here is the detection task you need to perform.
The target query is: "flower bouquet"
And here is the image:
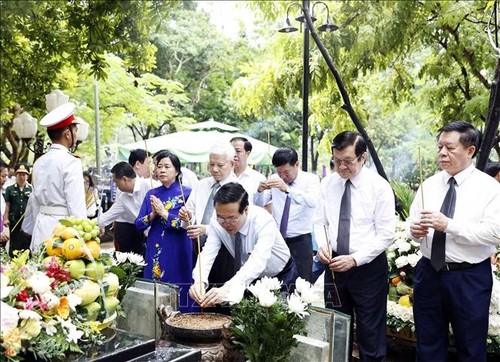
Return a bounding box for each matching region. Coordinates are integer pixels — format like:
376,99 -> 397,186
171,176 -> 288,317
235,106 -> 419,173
225,277 -> 317,362
0,217 -> 146,361
386,218 -> 422,332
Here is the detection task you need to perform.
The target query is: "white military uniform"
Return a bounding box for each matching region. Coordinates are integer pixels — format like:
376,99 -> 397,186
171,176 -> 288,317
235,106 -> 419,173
23,103 -> 87,251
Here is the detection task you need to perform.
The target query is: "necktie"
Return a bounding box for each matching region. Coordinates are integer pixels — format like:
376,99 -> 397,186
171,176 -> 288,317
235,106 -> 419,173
279,194 -> 291,237
430,177 -> 457,271
201,181 -> 220,225
234,232 -> 242,273
337,180 -> 351,255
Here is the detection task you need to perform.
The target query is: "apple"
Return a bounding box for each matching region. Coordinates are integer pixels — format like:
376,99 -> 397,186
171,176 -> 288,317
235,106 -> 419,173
74,280 -> 101,305
85,261 -> 105,280
64,259 -> 86,280
102,273 -> 120,296
103,296 -> 120,314
81,301 -> 101,321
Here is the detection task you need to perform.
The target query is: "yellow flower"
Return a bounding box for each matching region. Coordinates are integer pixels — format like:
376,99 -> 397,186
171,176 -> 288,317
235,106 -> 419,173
153,264 -> 162,279
1,327 -> 22,355
20,319 -> 41,338
87,321 -> 101,333
164,201 -> 173,210
56,296 -> 70,319
171,220 -> 178,227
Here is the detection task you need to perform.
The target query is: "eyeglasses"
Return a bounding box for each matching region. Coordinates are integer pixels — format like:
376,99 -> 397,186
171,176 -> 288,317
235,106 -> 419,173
216,214 -> 242,225
332,154 -> 362,167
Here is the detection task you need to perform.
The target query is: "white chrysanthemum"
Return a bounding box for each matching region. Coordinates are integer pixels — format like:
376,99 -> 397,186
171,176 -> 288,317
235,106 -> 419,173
66,293 -> 82,311
396,240 -> 412,253
395,255 -> 409,268
0,301 -> 19,333
260,276 -> 281,291
298,287 -> 318,304
386,251 -> 396,261
258,290 -> 277,308
248,280 -> 267,299
19,309 -> 42,320
114,251 -> 128,264
27,271 -> 52,295
387,301 -> 414,323
295,277 -> 312,295
287,293 -> 309,319
223,282 -> 245,305
42,292 -> 60,310
407,253 -> 422,268
127,252 -> 147,266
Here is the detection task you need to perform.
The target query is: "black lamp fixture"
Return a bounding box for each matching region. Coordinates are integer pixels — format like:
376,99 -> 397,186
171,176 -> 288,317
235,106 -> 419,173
279,1 -> 338,171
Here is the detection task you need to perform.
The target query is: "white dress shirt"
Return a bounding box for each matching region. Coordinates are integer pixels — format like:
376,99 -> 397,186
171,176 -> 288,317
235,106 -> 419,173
193,205 -> 290,287
180,167 -> 199,190
313,167 -> 396,266
99,177 -> 152,227
25,144 -> 87,251
407,164 -> 500,264
236,166 -> 266,205
254,170 -> 320,237
184,173 -> 238,227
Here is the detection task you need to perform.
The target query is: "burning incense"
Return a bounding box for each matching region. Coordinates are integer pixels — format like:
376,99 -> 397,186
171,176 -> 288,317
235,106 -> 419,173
418,147 -> 425,209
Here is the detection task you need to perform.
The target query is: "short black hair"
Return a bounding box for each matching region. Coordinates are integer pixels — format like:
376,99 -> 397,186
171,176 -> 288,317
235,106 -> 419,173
437,121 -> 481,158
272,148 -> 298,167
128,149 -> 149,166
230,136 -> 253,153
331,131 -> 367,157
47,124 -> 77,141
485,162 -> 500,178
154,149 -> 182,181
111,162 -> 136,179
214,182 -> 249,214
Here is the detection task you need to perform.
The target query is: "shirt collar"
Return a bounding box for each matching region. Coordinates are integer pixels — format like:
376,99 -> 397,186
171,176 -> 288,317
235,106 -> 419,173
444,163 -> 475,187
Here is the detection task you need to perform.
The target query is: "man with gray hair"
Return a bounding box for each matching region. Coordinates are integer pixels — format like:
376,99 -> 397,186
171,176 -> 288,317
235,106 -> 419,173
180,143 -> 239,312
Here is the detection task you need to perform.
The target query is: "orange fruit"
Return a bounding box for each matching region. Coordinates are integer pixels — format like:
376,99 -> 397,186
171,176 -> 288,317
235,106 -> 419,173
53,225 -> 66,237
60,227 -> 79,240
45,237 -> 63,256
62,238 -> 85,260
84,241 -> 100,260
390,276 -> 401,285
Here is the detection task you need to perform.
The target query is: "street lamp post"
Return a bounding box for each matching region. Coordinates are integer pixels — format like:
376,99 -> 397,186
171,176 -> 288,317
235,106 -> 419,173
279,1 -> 338,171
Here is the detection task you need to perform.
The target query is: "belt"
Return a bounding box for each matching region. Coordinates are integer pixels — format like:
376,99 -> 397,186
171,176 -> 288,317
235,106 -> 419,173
440,262 -> 475,272
284,233 -> 311,243
39,205 -> 69,216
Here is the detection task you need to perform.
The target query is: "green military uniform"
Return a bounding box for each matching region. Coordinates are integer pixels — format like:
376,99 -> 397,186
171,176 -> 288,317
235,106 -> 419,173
5,182 -> 32,254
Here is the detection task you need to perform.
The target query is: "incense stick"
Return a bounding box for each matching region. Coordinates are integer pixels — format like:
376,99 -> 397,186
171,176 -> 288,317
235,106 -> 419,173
323,225 -> 335,282
418,147 -> 425,209
179,176 -> 203,297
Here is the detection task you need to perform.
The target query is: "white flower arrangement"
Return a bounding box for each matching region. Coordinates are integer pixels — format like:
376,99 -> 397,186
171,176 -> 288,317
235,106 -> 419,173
226,277 -> 317,362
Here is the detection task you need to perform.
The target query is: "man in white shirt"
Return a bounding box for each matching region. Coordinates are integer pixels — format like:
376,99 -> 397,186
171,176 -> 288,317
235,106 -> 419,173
99,162 -> 151,254
189,182 -> 297,308
23,103 -> 87,251
230,136 -> 265,204
179,143 -> 240,306
315,131 -> 395,361
407,121 -> 500,362
255,148 -> 320,282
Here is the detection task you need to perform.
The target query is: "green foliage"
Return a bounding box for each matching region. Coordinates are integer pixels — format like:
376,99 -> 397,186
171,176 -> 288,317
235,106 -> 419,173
390,181 -> 416,220
230,295 -> 306,362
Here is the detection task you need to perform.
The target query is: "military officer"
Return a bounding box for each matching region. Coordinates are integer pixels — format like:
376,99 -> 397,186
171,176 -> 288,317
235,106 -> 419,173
22,102 -> 87,251
3,164 -> 33,255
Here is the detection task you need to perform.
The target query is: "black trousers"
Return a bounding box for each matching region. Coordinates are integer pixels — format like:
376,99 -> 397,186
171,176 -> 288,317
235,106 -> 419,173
9,227 -> 31,257
285,233 -> 313,283
114,222 -> 144,255
413,257 -> 492,362
324,252 -> 388,362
